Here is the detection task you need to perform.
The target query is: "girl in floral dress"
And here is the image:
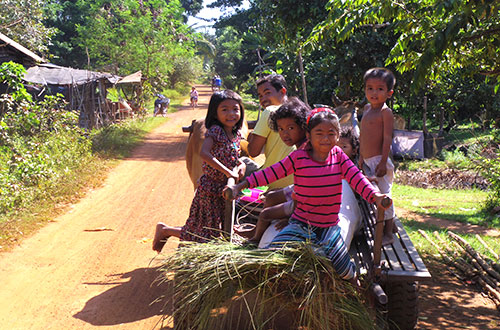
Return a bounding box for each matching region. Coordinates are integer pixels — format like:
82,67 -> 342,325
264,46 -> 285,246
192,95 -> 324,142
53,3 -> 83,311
153,90 -> 246,252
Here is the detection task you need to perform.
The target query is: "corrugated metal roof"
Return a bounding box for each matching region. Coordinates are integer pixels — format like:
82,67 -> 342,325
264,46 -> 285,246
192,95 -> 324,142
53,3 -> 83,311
23,63 -> 121,86
117,71 -> 142,84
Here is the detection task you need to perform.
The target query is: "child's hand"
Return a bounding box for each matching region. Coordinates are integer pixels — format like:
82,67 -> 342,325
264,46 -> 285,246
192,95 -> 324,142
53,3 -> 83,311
226,168 -> 239,180
223,180 -> 248,201
275,219 -> 289,230
375,161 -> 387,177
373,193 -> 392,210
237,162 -> 246,181
223,185 -> 238,201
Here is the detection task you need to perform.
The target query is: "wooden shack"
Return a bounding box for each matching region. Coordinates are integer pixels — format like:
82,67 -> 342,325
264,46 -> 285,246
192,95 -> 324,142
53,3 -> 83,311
1,32 -> 129,129
23,63 -> 121,129
0,32 -> 45,67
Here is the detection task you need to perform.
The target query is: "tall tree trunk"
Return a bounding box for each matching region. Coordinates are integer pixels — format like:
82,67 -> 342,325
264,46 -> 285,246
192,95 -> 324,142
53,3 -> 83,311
439,106 -> 445,134
422,96 -> 428,134
298,50 -> 308,105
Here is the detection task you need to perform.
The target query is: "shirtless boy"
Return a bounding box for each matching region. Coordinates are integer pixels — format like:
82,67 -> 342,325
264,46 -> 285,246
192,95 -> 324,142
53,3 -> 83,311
359,67 -> 396,245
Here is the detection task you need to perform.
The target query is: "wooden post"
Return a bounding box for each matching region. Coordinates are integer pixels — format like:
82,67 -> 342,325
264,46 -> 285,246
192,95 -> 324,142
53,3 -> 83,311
373,197 -> 392,277
298,50 -> 308,105
422,96 -> 428,134
223,176 -> 237,242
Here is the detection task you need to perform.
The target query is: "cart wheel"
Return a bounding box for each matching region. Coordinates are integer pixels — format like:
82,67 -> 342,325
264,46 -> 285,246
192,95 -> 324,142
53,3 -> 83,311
385,281 -> 419,330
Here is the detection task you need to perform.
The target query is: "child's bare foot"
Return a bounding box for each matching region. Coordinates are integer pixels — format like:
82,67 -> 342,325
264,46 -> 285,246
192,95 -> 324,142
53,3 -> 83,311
392,221 -> 399,233
241,238 -> 259,248
233,223 -> 256,239
153,222 -> 170,253
382,232 -> 394,246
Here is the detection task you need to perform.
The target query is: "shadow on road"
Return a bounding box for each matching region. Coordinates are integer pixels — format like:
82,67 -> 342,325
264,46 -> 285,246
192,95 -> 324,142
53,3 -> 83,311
74,267 -> 173,327
127,133 -> 188,163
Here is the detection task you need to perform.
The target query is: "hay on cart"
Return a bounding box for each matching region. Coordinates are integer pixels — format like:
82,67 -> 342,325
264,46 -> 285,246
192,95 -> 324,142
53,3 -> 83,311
156,239 -> 382,330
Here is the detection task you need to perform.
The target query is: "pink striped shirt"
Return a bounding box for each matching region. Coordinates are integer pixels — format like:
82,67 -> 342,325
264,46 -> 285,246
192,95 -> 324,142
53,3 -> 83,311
247,146 -> 377,227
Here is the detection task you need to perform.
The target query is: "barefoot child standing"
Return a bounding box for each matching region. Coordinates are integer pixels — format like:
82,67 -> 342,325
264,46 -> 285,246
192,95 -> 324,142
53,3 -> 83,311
358,67 -> 396,245
153,90 -> 246,252
190,86 -> 199,109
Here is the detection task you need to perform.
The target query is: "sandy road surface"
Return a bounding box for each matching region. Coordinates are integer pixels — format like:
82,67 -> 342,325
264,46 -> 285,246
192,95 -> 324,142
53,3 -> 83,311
0,85 -> 214,329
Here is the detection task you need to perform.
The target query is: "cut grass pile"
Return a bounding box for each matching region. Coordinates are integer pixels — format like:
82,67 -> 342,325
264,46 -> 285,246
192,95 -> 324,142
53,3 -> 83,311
157,240 -> 380,330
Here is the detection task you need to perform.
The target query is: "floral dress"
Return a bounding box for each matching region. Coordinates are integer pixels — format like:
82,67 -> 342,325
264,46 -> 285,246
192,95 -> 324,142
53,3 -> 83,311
180,125 -> 241,242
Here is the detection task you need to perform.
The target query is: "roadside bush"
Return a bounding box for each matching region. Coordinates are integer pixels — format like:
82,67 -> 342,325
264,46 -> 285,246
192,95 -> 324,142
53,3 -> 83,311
472,129 -> 500,211
0,61 -> 170,249
91,120 -> 145,158
0,62 -> 93,215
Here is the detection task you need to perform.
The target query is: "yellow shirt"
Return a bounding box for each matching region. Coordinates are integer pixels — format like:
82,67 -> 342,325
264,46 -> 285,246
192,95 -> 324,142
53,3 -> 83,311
252,105 -> 295,189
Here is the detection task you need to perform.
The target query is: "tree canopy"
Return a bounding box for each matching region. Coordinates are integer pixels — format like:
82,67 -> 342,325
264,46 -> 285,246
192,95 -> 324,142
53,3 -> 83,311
0,0 -> 56,56
75,0 -> 200,89
312,0 -> 500,91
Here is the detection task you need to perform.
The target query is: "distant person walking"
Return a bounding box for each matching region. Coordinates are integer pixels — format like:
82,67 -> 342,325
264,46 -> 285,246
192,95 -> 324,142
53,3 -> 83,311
190,86 -> 199,109
212,75 -> 222,92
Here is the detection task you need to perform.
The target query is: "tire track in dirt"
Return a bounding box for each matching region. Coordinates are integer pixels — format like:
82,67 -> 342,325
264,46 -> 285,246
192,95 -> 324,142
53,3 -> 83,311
0,85 -> 212,329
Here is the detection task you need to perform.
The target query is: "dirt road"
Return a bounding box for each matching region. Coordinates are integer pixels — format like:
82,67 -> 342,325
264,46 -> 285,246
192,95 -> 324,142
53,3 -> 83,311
1,84 -> 499,330
0,86 -> 215,329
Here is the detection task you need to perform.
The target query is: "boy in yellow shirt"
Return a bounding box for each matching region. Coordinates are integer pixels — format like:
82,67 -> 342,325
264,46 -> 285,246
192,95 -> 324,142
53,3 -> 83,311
247,74 -> 295,189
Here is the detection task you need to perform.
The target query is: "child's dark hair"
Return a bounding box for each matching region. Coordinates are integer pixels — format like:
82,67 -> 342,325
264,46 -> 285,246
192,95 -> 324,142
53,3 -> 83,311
363,67 -> 396,91
205,90 -> 245,133
306,108 -> 340,134
269,97 -> 310,132
340,126 -> 359,158
256,74 -> 287,92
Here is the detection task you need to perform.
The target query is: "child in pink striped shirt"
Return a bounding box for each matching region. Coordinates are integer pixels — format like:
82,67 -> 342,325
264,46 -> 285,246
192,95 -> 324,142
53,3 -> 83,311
224,108 -> 390,283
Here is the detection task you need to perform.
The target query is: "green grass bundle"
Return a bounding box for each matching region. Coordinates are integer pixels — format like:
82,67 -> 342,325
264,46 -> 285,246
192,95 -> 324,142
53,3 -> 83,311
156,239 -> 380,330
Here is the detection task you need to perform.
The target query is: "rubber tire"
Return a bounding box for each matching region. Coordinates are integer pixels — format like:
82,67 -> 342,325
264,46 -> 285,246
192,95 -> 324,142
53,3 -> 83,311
385,281 -> 419,330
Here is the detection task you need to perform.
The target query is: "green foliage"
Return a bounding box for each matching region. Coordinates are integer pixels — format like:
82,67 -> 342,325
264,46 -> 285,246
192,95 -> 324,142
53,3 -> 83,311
179,0 -> 204,16
0,63 -> 87,211
0,64 -> 172,248
0,62 -> 32,113
472,129 -> 500,212
212,0 -> 398,104
43,0 -> 92,66
91,118 -> 155,159
0,0 -> 56,56
424,70 -> 500,130
212,26 -> 245,90
393,184 -> 497,227
73,0 -> 201,89
316,0 -> 500,92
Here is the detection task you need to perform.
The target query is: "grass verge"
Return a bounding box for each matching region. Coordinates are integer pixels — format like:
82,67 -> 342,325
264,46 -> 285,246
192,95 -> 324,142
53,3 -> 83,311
393,184 -> 496,227
393,183 -> 500,273
401,217 -> 500,266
